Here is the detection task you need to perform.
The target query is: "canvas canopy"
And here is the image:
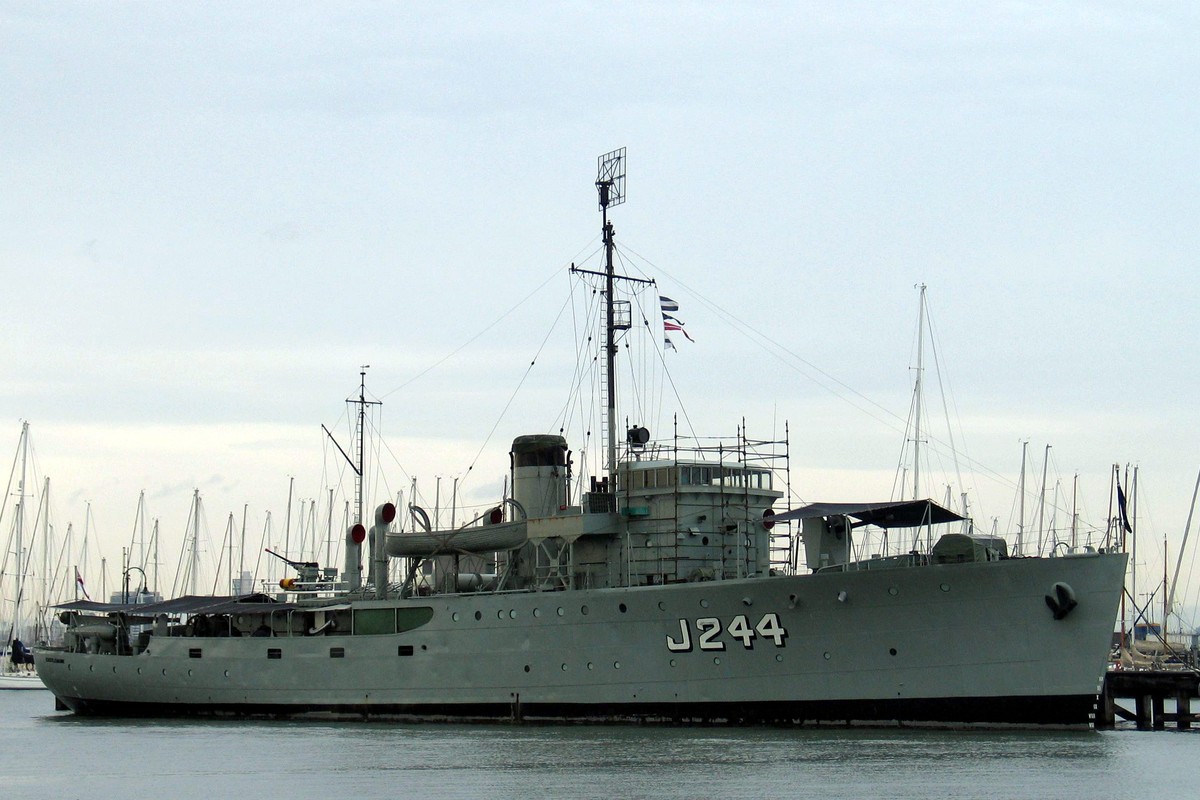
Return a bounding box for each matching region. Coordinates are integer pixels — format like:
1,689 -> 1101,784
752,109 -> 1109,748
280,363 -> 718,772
769,499 -> 966,529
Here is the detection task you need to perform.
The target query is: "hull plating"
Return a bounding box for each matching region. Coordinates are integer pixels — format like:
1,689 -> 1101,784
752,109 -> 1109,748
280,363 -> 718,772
37,553 -> 1125,727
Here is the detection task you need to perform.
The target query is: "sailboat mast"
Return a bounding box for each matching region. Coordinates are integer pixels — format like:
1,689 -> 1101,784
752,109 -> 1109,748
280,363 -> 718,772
13,421 -> 29,640
911,285 -> 925,501
1017,441 -> 1027,556
1166,466 -> 1200,619
1070,472 -> 1078,550
190,489 -> 200,596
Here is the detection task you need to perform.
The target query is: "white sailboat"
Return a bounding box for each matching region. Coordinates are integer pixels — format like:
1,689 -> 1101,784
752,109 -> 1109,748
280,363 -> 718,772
1,422 -> 47,689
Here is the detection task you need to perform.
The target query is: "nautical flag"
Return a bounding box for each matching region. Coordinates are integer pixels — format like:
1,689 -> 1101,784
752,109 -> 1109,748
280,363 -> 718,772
75,567 -> 91,600
663,314 -> 695,342
660,295 -> 693,350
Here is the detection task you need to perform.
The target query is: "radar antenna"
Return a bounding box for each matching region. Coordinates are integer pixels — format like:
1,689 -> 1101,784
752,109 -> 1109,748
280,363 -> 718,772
596,147 -> 626,210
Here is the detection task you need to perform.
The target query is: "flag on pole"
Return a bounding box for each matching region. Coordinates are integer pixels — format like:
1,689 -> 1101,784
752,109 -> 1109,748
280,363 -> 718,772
75,566 -> 91,600
1116,484 -> 1132,533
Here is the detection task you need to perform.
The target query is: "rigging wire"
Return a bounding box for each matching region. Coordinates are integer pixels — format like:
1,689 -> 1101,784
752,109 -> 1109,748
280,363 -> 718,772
614,239 -> 1114,533
378,247 -> 597,402
453,285 -> 577,497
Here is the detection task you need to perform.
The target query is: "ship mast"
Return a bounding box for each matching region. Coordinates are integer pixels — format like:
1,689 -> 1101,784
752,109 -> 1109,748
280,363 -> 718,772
571,148 -> 652,482
321,368 -> 379,591
600,167 -> 620,476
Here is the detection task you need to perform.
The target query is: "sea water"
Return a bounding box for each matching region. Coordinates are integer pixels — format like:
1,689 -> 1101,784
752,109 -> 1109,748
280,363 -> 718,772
2,691 -> 1196,800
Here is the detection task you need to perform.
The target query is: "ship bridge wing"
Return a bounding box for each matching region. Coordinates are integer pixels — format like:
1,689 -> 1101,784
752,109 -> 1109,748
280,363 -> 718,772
770,499 -> 965,528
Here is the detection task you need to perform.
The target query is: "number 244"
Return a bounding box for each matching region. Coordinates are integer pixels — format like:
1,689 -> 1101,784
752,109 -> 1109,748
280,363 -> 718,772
666,613 -> 787,652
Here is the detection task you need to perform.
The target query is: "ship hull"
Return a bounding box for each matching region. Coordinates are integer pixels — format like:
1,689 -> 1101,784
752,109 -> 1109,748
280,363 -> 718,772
37,552 -> 1124,727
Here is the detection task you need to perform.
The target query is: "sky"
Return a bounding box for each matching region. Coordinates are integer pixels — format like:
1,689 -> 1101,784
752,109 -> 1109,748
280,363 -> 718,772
2,2 -> 1198,626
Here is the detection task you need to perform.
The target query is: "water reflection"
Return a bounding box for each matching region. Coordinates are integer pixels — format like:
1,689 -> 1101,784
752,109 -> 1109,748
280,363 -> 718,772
7,692 -> 1194,800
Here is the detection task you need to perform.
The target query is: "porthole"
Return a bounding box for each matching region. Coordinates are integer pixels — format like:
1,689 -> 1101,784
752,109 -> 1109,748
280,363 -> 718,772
618,603 -> 627,613
669,659 -> 677,667
888,586 -> 899,597
939,583 -> 951,593
581,605 -> 589,615
658,601 -> 667,611
88,665 -> 94,673
700,599 -> 710,609
713,657 -> 721,666
452,612 -> 460,622
224,670 -> 231,677
509,609 -> 517,619
823,652 -> 832,661
187,669 -> 193,677
613,661 -> 621,669
556,607 -> 565,617
587,662 -> 594,670
497,610 -> 505,620
474,610 -> 482,621
533,608 -> 542,617
889,648 -> 897,656
561,663 -> 568,671
775,654 -> 784,663
136,668 -> 142,675
111,666 -> 117,674
523,665 -> 530,673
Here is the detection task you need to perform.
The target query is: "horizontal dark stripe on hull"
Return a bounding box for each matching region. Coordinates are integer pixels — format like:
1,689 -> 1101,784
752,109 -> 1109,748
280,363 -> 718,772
55,694 -> 1097,727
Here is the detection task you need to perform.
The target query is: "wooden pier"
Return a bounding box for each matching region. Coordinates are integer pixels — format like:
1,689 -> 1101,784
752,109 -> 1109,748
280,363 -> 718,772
1097,670 -> 1200,729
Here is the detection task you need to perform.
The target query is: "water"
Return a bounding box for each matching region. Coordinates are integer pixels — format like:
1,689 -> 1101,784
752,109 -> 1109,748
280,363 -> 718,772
3,691 -> 1197,800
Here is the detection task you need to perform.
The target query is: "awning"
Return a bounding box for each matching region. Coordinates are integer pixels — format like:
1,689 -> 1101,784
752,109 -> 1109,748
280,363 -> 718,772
55,593 -> 299,616
769,499 -> 966,529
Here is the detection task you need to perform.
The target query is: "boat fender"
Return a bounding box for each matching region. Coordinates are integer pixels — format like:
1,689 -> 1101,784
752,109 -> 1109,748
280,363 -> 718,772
1044,582 -> 1078,620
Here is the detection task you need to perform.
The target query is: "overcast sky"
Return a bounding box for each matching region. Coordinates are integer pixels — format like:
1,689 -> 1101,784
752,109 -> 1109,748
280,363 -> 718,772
2,2 -> 1198,623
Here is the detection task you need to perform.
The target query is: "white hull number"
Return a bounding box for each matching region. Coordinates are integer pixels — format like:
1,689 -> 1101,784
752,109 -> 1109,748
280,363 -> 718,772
666,613 -> 787,653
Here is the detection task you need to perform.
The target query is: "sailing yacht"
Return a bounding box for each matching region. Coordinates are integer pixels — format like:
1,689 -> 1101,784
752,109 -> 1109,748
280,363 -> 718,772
2,423 -> 47,690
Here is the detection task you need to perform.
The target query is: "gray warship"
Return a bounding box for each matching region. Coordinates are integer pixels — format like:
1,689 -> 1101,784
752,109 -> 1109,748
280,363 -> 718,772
36,151 -> 1126,726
